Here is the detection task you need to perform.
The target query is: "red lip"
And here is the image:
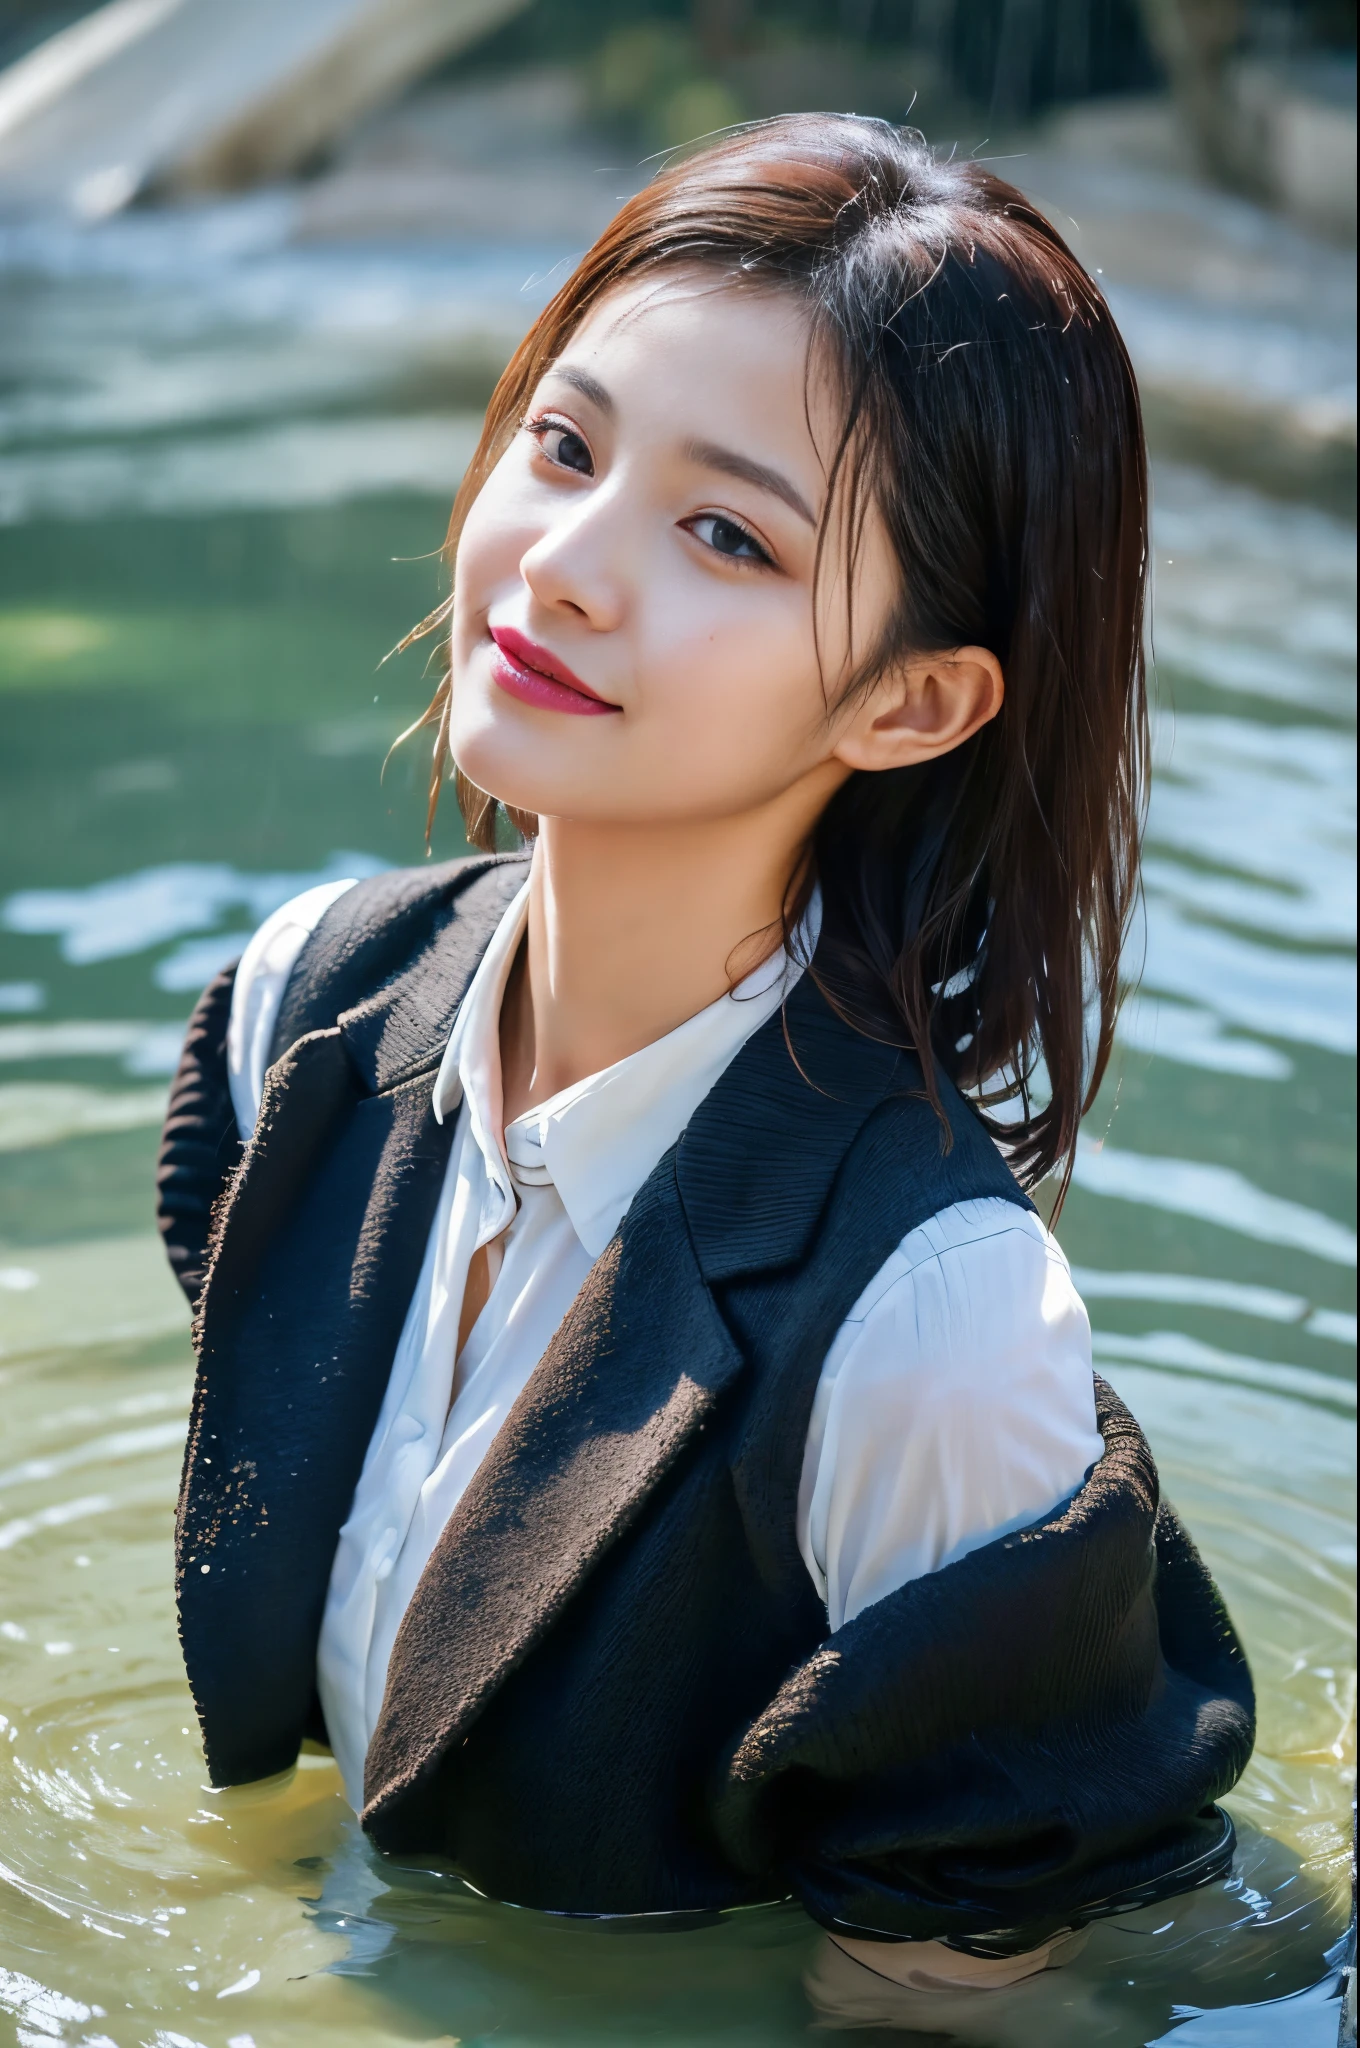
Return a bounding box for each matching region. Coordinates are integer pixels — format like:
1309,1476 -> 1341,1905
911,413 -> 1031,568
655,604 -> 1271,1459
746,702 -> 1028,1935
489,626 -> 619,717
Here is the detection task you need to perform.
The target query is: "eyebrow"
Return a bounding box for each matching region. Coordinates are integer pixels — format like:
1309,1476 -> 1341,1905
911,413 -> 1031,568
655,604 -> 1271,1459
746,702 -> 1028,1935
549,364 -> 614,414
682,437 -> 817,527
545,367 -> 817,528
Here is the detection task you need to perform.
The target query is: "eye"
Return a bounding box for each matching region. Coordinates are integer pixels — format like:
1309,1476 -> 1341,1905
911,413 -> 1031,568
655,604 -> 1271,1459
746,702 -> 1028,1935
526,416 -> 593,477
685,513 -> 773,567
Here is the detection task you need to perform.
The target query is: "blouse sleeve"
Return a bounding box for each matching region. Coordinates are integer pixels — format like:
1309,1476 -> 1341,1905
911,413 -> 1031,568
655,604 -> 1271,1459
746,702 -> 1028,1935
226,878 -> 358,1140
797,1197 -> 1104,1630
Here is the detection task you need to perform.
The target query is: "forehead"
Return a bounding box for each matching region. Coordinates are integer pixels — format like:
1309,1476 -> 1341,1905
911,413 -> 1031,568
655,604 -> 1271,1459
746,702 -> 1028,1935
551,268 -> 829,440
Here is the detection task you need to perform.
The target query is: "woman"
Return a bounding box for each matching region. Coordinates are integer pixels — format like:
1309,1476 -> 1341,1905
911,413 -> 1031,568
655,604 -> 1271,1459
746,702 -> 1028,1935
158,113 -> 1253,1982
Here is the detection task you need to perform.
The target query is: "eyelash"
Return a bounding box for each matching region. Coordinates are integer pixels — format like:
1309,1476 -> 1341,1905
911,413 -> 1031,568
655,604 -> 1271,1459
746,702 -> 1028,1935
521,412 -> 776,571
682,514 -> 774,570
523,412 -> 591,470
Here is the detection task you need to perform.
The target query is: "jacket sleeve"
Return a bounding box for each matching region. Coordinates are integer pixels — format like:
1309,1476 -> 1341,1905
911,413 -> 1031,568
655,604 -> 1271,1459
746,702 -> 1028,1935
709,1381 -> 1254,1953
155,965 -> 241,1309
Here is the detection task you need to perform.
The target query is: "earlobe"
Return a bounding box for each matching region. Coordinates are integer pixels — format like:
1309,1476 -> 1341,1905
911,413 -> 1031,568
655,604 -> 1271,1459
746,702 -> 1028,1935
833,646 -> 1004,775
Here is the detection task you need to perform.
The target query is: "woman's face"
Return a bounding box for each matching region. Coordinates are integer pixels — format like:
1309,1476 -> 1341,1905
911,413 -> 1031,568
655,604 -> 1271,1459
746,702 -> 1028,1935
449,271 -> 898,830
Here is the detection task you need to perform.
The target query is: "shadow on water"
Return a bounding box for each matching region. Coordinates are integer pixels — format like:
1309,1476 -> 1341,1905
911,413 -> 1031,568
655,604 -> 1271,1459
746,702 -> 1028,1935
280,1814 -> 1342,2045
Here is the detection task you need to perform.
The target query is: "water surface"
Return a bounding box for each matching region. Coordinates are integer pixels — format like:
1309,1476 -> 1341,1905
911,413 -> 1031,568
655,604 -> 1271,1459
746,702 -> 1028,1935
0,214 -> 1354,2048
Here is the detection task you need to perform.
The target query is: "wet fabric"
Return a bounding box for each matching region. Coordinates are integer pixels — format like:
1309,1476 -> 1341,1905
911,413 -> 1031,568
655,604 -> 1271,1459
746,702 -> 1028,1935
160,855 -> 1255,1945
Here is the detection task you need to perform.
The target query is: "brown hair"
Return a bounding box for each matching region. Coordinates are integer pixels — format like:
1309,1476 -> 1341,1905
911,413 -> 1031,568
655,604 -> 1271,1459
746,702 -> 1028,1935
399,113 -> 1148,1196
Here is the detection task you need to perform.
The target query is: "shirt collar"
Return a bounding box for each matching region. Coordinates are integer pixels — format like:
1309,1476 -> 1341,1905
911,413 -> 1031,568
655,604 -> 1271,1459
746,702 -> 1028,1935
431,874 -> 530,1223
432,872 -> 821,1259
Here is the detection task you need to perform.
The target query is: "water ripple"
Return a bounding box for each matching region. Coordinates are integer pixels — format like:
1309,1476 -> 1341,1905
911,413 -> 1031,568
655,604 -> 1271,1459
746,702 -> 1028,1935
1071,1144 -> 1358,1266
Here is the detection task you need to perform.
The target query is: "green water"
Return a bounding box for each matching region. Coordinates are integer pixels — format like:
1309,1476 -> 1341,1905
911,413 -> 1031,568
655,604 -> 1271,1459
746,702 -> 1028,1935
0,240 -> 1354,2047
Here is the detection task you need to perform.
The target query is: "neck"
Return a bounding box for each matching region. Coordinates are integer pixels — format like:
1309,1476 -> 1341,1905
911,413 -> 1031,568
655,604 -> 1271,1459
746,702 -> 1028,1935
499,797 -> 829,1121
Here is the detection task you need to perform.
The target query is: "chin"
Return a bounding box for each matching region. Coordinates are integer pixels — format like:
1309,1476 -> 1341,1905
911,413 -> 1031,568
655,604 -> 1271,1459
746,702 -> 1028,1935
451,730 -> 579,824
449,691 -> 615,823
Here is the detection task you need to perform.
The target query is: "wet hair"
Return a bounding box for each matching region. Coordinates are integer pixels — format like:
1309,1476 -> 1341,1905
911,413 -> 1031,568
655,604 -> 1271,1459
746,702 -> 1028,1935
401,113 -> 1148,1197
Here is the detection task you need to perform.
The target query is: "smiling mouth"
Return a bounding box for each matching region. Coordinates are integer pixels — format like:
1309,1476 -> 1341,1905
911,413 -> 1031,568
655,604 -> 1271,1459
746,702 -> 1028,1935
489,627 -> 620,717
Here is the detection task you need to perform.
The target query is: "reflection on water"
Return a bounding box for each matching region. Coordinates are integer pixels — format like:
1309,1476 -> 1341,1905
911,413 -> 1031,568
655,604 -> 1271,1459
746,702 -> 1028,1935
0,219 -> 1354,2048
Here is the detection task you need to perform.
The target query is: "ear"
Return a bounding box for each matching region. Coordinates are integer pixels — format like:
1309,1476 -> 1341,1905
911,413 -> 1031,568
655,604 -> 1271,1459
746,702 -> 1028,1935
831,646 -> 1004,775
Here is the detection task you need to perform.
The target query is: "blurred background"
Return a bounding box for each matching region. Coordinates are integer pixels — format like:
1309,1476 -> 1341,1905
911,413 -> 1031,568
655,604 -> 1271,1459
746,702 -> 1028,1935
0,5 -> 1355,2048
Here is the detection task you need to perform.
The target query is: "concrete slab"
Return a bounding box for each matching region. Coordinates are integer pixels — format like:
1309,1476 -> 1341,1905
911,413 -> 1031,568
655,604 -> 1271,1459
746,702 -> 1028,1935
1019,100 -> 1356,513
0,0 -> 527,218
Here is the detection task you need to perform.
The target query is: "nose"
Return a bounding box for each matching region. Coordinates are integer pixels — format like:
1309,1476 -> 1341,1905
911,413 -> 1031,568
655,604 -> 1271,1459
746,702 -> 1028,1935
518,487 -> 630,634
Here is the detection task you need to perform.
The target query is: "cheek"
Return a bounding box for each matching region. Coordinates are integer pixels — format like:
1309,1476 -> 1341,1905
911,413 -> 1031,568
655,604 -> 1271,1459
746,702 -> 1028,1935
448,492 -> 831,824
452,475 -> 530,632
638,577 -> 825,770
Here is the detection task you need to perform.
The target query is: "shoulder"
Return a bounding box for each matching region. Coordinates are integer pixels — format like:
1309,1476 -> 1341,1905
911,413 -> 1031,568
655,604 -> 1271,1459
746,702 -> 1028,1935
801,1196 -> 1103,1624
268,852 -> 528,1057
825,1054 -> 1035,1258
824,1197 -> 1096,1441
225,877 -> 362,1139
232,878 -> 361,1029
225,853 -> 526,1140
842,1196 -> 1085,1357
820,1192 -> 1097,1469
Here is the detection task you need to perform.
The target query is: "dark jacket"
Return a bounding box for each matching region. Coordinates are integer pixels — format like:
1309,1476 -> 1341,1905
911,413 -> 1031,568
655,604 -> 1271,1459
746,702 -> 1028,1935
158,853 -> 1255,1951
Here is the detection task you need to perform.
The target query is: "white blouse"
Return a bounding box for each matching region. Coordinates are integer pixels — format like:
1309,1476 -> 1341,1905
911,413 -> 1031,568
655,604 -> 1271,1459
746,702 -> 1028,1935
228,873 -> 1102,1817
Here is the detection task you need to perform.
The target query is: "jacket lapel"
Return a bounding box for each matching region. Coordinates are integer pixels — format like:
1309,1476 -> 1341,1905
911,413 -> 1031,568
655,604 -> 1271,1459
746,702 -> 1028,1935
178,861 -> 522,1787
362,1154 -> 745,1825
676,968 -> 907,1283
362,972 -> 911,1827
338,856 -> 528,1094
